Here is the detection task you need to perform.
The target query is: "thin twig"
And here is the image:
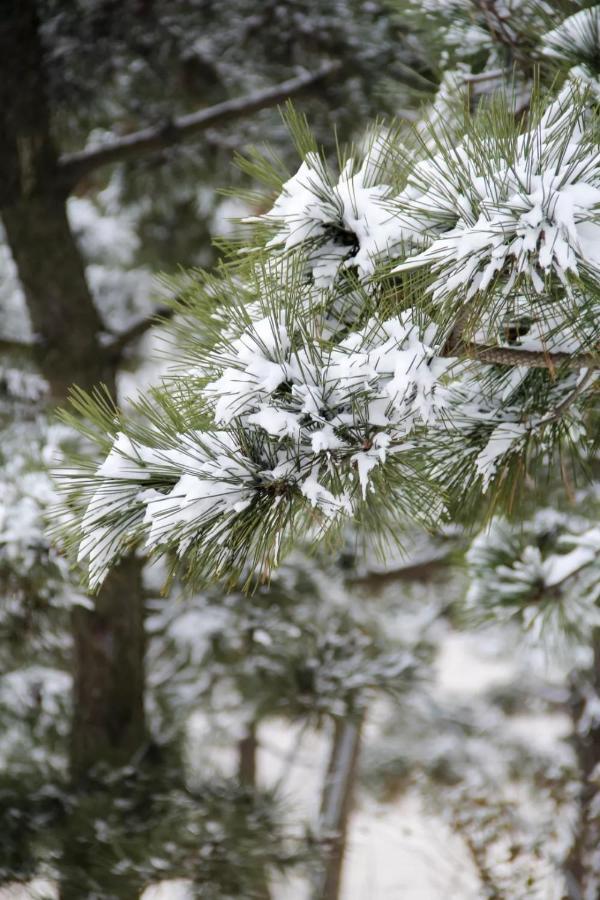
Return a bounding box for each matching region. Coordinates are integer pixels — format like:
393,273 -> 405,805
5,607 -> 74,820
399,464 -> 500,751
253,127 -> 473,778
533,369 -> 597,428
463,68 -> 509,84
59,62 -> 342,187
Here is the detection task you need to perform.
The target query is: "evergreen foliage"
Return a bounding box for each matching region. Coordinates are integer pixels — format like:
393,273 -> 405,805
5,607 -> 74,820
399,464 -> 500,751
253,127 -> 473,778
60,36 -> 600,594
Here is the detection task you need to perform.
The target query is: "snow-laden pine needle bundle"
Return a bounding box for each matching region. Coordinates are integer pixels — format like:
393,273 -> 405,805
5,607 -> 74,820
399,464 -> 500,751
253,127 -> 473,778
59,77 -> 600,591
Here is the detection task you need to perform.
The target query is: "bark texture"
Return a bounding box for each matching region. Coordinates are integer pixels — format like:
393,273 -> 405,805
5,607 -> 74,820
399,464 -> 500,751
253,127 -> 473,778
0,0 -> 146,783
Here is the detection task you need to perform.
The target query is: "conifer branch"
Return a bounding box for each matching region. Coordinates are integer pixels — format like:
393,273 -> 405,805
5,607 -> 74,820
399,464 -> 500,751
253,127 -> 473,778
461,342 -> 599,370
442,301 -> 598,370
59,62 -> 342,188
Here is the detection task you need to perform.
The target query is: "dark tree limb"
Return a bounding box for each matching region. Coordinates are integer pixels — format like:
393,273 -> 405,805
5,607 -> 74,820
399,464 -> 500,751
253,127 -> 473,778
106,305 -> 175,358
349,555 -> 451,593
0,335 -> 37,356
59,62 -> 342,188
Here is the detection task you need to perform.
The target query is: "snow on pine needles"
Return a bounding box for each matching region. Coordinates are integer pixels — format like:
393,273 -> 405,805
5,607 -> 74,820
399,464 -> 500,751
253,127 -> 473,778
65,82 -> 600,590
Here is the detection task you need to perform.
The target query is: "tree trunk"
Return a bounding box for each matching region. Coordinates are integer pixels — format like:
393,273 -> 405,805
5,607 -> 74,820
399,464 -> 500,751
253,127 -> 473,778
70,555 -> 146,780
237,720 -> 272,900
0,0 -> 146,780
312,716 -> 363,900
564,629 -> 600,899
238,721 -> 259,788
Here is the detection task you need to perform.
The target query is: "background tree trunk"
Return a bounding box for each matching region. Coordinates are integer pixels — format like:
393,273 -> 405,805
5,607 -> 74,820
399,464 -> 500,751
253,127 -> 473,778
312,716 -> 363,900
237,720 -> 272,900
0,0 -> 146,782
564,629 -> 600,900
70,556 -> 146,780
238,721 -> 259,788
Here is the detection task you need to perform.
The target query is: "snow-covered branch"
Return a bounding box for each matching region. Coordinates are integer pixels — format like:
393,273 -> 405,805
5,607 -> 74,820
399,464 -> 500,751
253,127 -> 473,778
60,61 -> 600,591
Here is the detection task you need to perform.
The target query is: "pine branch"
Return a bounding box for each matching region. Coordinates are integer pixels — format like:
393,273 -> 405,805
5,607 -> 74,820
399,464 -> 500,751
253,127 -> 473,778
59,62 -> 342,188
461,342 -> 599,370
442,302 -> 598,370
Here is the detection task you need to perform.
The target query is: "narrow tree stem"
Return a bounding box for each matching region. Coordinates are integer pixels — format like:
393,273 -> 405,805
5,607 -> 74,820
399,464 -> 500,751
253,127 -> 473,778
237,720 -> 273,900
238,721 -> 258,788
312,716 -> 363,900
564,628 -> 600,897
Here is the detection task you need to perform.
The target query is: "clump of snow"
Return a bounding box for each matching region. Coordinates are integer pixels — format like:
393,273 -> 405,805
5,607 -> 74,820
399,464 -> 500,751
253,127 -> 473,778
542,6 -> 600,66
253,152 -> 408,286
475,422 -> 526,489
394,88 -> 600,312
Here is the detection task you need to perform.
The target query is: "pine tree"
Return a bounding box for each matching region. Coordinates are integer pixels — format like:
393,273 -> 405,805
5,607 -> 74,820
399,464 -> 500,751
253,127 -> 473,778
9,2 -> 600,897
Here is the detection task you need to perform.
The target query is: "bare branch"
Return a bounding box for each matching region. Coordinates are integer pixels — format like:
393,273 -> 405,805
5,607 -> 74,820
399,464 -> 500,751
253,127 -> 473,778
349,555 -> 451,593
105,306 -> 174,358
0,336 -> 37,356
59,62 -> 342,188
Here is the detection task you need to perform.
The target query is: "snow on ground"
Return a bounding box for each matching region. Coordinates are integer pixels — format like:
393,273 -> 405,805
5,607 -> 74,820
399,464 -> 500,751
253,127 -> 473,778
340,793 -> 480,900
